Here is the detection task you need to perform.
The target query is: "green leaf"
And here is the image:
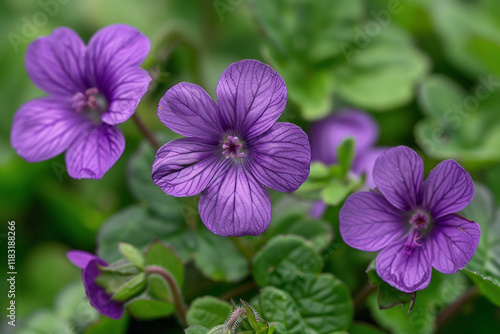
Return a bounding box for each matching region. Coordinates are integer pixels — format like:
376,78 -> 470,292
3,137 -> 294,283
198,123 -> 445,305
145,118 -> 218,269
253,235 -> 322,287
97,204 -> 195,263
259,287 -> 306,334
186,296 -> 232,328
336,137 -> 355,178
119,242 -> 146,270
194,229 -> 249,282
112,273 -> 147,302
334,25 -> 429,110
366,260 -> 412,309
368,272 -> 467,334
308,162 -> 330,180
127,299 -> 174,320
321,180 -> 351,206
460,183 -> 500,306
285,274 -> 353,333
84,316 -> 129,334
418,74 -> 465,118
185,325 -> 209,334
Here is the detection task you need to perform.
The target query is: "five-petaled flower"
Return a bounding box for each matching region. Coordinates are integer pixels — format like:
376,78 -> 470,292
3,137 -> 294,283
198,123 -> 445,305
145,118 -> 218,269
67,250 -> 124,319
152,59 -> 311,236
339,146 -> 480,293
11,24 -> 151,179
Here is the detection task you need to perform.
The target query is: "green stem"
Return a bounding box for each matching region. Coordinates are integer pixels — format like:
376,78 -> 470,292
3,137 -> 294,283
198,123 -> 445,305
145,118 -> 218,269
145,265 -> 187,327
353,283 -> 377,312
131,113 -> 160,150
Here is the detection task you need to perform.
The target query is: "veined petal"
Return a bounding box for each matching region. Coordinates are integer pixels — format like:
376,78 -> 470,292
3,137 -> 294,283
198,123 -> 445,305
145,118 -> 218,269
373,146 -> 424,212
423,160 -> 474,218
310,110 -> 379,165
339,191 -> 406,252
376,240 -> 432,293
101,67 -> 151,125
11,97 -> 86,162
429,214 -> 480,274
216,59 -> 286,139
65,123 -> 125,179
83,259 -> 124,319
25,27 -> 86,96
158,83 -> 223,140
199,164 -> 271,236
152,138 -> 223,197
86,24 -> 150,88
247,122 -> 311,192
67,250 -> 97,269
352,147 -> 387,189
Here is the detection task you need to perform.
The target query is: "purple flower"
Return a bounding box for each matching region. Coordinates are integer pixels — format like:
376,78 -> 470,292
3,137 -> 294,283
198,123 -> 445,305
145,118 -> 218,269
310,109 -> 385,188
339,146 -> 481,293
152,59 -> 311,236
67,250 -> 124,319
11,24 -> 151,179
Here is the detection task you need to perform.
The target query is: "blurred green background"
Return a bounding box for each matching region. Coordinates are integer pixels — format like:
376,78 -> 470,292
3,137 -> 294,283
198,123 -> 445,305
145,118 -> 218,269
1,0 -> 500,333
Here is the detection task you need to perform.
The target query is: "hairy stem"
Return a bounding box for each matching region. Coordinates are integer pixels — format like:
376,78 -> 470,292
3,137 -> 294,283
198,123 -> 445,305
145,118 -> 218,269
146,266 -> 187,327
131,113 -> 160,150
436,286 -> 478,329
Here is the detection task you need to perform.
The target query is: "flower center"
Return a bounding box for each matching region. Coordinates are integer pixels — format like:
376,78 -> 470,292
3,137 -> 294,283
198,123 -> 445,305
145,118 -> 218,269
222,136 -> 245,160
72,87 -> 108,123
404,210 -> 431,256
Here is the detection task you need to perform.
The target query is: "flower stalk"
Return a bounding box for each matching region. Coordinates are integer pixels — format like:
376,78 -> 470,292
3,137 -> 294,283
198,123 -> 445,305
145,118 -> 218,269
145,265 -> 187,327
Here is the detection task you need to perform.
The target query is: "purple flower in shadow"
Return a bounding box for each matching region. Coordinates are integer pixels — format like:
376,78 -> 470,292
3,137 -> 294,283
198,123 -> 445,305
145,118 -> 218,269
67,250 -> 124,319
11,24 -> 151,179
339,146 -> 481,293
152,59 -> 311,236
310,109 -> 386,188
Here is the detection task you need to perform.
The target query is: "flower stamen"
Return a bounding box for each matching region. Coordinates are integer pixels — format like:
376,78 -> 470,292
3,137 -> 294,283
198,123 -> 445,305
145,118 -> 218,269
404,210 -> 430,255
222,136 -> 245,160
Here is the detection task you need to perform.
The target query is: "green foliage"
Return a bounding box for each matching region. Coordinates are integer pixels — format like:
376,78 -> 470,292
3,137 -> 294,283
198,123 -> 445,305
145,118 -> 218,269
253,235 -> 353,333
119,242 -> 146,270
415,74 -> 500,166
186,297 -> 232,328
252,0 -> 428,119
460,184 -> 500,306
297,138 -> 361,206
366,260 -> 412,309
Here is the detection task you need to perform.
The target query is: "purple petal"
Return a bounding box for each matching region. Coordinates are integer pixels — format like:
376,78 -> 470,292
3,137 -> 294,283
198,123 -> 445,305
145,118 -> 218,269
65,123 -> 125,179
158,82 -> 224,140
11,97 -> 87,162
83,258 -> 124,319
247,122 -> 311,192
376,240 -> 432,293
25,27 -> 86,97
100,67 -> 151,125
373,146 -> 424,212
352,147 -> 387,189
67,250 -> 97,269
199,164 -> 271,236
339,191 -> 406,251
216,59 -> 287,139
423,160 -> 474,219
152,138 -> 224,197
86,24 -> 150,88
429,214 -> 480,274
310,109 -> 379,165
